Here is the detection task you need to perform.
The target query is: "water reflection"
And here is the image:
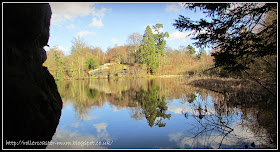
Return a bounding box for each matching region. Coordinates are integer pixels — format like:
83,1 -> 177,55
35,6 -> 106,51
50,78 -> 276,149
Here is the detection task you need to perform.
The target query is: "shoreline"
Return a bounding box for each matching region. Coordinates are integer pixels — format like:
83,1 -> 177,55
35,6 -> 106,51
154,75 -> 183,78
55,74 -> 187,80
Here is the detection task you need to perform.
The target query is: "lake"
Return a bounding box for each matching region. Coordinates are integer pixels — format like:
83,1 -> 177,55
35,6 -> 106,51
46,78 -> 276,149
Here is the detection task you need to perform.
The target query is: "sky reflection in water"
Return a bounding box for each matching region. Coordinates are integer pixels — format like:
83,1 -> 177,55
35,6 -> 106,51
47,78 -> 276,149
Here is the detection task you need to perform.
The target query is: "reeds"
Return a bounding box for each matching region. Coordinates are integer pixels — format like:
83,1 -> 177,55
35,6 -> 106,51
186,76 -> 276,105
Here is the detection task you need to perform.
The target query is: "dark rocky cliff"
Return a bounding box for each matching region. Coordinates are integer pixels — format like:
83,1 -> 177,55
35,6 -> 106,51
3,3 -> 63,149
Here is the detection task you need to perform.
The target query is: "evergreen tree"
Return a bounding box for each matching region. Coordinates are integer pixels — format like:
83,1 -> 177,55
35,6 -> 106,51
174,3 -> 277,96
138,80 -> 171,127
139,25 -> 158,74
152,24 -> 169,56
186,45 -> 196,55
173,3 -> 277,72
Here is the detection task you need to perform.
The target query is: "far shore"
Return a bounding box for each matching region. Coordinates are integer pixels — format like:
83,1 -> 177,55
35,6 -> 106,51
55,74 -> 188,80
154,75 -> 184,78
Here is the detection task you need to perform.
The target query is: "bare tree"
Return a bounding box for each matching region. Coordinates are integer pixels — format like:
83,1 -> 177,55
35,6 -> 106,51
126,32 -> 142,64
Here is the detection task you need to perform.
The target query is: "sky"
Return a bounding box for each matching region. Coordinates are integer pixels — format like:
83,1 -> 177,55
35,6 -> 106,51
46,2 -> 209,56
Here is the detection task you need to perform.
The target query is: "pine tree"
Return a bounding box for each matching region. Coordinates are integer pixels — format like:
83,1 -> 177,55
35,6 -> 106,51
139,26 -> 158,74
174,3 -> 277,96
173,3 -> 276,72
152,24 -> 169,56
186,45 -> 196,55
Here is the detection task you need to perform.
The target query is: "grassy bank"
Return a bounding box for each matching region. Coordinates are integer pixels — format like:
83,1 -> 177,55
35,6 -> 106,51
186,76 -> 276,103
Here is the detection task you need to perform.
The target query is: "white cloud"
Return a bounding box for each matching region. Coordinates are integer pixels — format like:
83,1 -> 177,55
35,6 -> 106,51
50,13 -> 71,25
90,18 -> 104,27
46,128 -> 111,149
168,106 -> 191,114
168,118 -> 269,149
93,123 -> 107,133
57,46 -> 67,54
167,31 -> 191,41
51,45 -> 67,54
168,104 -> 217,118
71,122 -> 79,128
82,115 -> 99,121
50,3 -> 94,16
77,31 -> 96,38
152,27 -> 164,34
165,3 -> 185,13
50,3 -> 95,25
168,132 -> 184,143
49,3 -> 111,26
92,7 -> 110,18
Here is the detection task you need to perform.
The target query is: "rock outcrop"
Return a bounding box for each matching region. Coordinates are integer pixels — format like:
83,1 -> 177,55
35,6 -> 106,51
3,3 -> 63,149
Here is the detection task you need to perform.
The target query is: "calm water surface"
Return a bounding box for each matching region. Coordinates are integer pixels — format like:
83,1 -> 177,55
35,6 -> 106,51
47,78 -> 276,149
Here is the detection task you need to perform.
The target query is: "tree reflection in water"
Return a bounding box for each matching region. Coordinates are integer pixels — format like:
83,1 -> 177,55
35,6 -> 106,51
55,78 -> 276,149
181,90 -> 276,149
136,80 -> 171,127
56,79 -> 171,127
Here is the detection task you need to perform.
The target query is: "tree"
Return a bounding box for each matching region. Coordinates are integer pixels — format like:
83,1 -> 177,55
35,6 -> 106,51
139,25 -> 158,74
88,47 -> 106,65
173,3 -> 277,72
71,35 -> 87,54
186,45 -> 196,55
173,3 -> 277,96
197,47 -> 205,60
137,80 -> 171,127
44,46 -> 65,79
127,32 -> 142,63
178,45 -> 196,56
106,46 -> 128,64
152,24 -> 169,75
84,57 -> 97,70
152,24 -> 169,56
70,35 -> 89,78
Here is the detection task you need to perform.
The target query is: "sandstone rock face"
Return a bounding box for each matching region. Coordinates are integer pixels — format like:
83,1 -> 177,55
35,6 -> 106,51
3,3 -> 63,149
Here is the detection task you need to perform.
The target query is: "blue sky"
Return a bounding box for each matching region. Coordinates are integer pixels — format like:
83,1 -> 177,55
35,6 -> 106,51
47,2 -> 209,56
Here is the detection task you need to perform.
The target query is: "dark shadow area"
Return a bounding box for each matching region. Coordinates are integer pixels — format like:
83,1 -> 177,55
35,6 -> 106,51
3,3 -> 63,149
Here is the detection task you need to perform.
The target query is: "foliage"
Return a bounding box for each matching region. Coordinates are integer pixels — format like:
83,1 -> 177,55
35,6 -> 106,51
43,46 -> 65,80
139,25 -> 158,74
44,23 -> 214,79
86,88 -> 98,99
173,3 -> 277,72
186,45 -> 196,55
87,47 -> 106,65
197,47 -> 206,60
127,32 -> 142,64
152,24 -> 169,56
137,24 -> 170,74
137,80 -> 171,127
85,57 -> 97,70
106,46 -> 128,64
55,78 -> 204,127
71,35 -> 87,54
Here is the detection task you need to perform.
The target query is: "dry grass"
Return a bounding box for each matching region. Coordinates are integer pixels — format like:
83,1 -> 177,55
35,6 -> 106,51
186,76 -> 276,105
